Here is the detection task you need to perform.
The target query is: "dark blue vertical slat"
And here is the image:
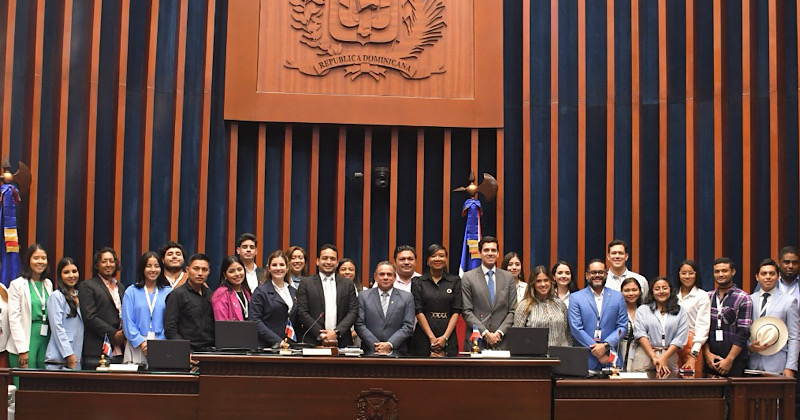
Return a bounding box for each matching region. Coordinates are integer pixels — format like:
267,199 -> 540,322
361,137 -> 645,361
316,125 -> 337,245
557,0 -> 578,263
64,0 -> 91,261
395,128 -> 416,247
263,124 -> 283,254
370,127 -> 392,270
447,128 -> 470,275
783,0 -> 800,249
204,0 -> 230,286
235,123 -> 257,238
422,128 -> 443,252
666,0 -> 686,279
694,0 -> 715,289
343,127 -> 364,265
755,0 -> 771,266
613,0 -> 632,243
92,0 -> 122,253
288,125 -> 310,248
530,0 -> 550,267
584,0 -> 607,260
478,129 -> 497,237
726,0 -> 743,274
149,0 -> 179,251
8,0 -> 32,167
177,0 -> 208,254
637,0 -> 659,279
502,0 -> 523,257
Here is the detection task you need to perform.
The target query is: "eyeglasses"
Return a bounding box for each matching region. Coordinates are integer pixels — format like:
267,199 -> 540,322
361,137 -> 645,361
588,270 -> 606,276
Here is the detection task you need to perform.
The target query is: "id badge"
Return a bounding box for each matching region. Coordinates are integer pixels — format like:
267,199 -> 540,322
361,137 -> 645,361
147,331 -> 156,340
594,329 -> 602,340
715,330 -> 723,342
40,324 -> 48,336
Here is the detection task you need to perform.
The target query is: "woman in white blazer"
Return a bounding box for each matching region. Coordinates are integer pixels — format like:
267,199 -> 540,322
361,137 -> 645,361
8,244 -> 53,372
0,282 -> 10,367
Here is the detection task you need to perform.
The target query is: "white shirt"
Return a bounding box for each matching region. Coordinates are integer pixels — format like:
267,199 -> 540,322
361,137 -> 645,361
515,281 -> 527,304
274,281 -> 294,313
592,288 -> 604,317
245,266 -> 258,294
779,275 -> 800,311
677,286 -> 711,354
606,268 -> 649,297
559,290 -> 571,308
321,274 -> 337,332
481,265 -> 496,297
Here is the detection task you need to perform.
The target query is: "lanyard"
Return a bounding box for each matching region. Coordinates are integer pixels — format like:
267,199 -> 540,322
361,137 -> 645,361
29,280 -> 48,321
145,287 -> 159,331
715,292 -> 728,330
655,310 -> 666,347
236,291 -> 249,319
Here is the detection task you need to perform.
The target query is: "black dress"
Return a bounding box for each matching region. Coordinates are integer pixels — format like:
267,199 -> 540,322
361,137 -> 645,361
410,273 -> 463,357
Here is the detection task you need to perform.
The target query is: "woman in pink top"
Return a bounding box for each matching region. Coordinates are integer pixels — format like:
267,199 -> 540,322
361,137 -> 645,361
211,256 -> 251,321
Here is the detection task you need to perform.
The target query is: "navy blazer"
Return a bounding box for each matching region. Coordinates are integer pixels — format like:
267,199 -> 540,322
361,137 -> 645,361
355,288 -> 415,355
249,281 -> 298,347
568,286 -> 628,370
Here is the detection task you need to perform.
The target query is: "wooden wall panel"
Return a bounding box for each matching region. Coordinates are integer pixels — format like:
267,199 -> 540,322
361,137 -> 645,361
140,0 -> 159,255
83,0 -> 102,274
170,0 -> 189,241
26,0 -> 44,255
1,0 -> 16,158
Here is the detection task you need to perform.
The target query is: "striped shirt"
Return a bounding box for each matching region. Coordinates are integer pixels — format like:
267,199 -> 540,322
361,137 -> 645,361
512,297 -> 572,347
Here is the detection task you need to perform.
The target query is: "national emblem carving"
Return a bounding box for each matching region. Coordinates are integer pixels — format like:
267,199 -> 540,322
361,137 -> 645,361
286,0 -> 446,80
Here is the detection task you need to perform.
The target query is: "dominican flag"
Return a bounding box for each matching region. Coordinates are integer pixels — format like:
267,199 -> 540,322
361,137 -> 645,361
0,183 -> 21,288
285,320 -> 297,342
608,348 -> 618,366
456,198 -> 483,351
469,324 -> 481,344
102,334 -> 113,357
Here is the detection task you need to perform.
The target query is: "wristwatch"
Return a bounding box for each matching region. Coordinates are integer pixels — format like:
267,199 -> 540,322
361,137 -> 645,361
690,350 -> 699,358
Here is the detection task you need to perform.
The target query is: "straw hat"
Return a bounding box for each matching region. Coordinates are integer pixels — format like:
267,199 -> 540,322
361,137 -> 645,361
750,316 -> 789,356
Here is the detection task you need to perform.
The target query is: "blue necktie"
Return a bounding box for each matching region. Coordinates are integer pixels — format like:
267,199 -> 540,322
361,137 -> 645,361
487,270 -> 495,305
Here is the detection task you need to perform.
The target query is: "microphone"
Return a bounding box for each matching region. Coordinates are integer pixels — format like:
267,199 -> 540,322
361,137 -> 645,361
299,312 -> 325,346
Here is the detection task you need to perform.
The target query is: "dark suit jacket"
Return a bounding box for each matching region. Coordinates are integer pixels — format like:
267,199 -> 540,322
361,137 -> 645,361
355,288 -> 415,355
461,266 -> 516,349
296,274 -> 358,346
78,276 -> 126,357
250,281 -> 298,347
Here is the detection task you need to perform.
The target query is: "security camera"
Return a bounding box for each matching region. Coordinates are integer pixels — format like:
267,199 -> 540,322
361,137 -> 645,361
373,166 -> 390,189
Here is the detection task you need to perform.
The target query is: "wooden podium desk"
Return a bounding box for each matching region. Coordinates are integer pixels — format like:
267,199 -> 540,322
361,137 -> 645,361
12,369 -> 199,419
193,354 -> 558,419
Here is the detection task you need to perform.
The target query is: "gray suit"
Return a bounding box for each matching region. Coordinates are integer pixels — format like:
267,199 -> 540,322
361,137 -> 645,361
461,266 -> 516,349
749,288 -> 799,374
355,288 -> 415,355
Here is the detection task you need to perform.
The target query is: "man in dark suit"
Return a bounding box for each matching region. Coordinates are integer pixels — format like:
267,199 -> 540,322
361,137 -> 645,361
236,233 -> 266,293
79,247 -> 126,369
461,236 -> 516,350
296,244 -> 359,346
568,259 -> 628,370
355,262 -> 415,355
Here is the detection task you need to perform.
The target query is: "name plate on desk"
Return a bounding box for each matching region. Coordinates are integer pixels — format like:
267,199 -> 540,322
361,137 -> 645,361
108,364 -> 141,372
302,348 -> 334,356
472,350 -> 511,358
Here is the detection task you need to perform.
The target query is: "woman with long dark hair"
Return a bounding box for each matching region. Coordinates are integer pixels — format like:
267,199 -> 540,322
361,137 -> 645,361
212,255 -> 251,321
551,261 -> 578,307
501,252 -> 526,305
122,251 -> 171,365
632,276 -> 689,375
512,265 -> 572,347
337,258 -> 363,295
286,246 -> 309,289
8,244 -> 53,371
675,259 -> 710,374
250,251 -> 298,347
410,244 -> 462,357
619,277 -> 642,371
45,258 -> 84,370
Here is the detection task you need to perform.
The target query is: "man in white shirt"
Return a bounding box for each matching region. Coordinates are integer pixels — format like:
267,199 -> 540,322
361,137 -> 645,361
235,233 -> 266,293
605,239 -> 648,297
371,245 -> 421,293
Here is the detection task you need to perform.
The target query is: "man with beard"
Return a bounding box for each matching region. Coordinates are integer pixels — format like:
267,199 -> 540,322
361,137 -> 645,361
79,247 -> 126,369
371,245 -> 420,293
236,233 -> 266,293
568,259 -> 628,370
777,246 -> 800,306
704,257 -> 752,377
159,241 -> 188,288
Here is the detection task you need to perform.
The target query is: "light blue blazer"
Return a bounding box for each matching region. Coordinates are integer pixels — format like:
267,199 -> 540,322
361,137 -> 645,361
749,288 -> 799,373
568,286 -> 628,370
45,291 -> 84,370
355,288 -> 415,355
122,285 -> 172,348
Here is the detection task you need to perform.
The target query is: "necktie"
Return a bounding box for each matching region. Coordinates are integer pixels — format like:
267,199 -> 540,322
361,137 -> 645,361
381,292 -> 389,316
760,293 -> 770,318
487,270 -> 495,305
